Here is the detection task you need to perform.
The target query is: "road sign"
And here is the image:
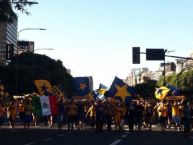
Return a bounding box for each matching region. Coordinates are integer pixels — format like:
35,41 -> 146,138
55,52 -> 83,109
146,49 -> 165,60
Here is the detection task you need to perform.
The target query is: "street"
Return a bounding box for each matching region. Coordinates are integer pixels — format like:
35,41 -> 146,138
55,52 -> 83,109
0,126 -> 193,145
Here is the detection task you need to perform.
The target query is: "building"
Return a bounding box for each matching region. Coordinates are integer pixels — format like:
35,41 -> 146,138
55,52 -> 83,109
176,59 -> 186,73
0,12 -> 18,65
148,70 -> 163,81
17,40 -> 34,54
160,62 -> 176,75
125,67 -> 150,86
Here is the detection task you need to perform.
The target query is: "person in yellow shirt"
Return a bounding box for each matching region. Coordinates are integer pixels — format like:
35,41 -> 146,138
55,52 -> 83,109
114,101 -> 124,131
66,99 -> 77,131
86,102 -> 96,127
172,101 -> 181,131
157,100 -> 168,131
8,100 -> 17,131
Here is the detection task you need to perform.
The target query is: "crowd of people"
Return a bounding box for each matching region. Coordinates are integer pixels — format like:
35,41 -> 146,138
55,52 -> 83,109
0,96 -> 193,136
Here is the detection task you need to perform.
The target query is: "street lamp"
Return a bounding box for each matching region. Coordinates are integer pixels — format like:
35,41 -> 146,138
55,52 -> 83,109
10,1 -> 38,4
18,28 -> 46,41
16,28 -> 46,95
34,48 -> 54,53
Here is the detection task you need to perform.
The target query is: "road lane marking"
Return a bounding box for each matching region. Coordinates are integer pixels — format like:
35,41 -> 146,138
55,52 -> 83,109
121,135 -> 127,138
24,143 -> 34,145
43,138 -> 52,141
58,134 -> 64,137
109,139 -> 122,145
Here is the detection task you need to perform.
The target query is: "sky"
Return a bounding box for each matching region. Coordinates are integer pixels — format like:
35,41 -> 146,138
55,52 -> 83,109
16,0 -> 193,89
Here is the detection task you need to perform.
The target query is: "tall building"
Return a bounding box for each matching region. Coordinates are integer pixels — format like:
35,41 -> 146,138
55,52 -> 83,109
0,12 -> 18,65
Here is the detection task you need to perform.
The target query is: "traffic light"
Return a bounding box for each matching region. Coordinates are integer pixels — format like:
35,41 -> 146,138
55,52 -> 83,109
132,47 -> 140,64
6,44 -> 14,60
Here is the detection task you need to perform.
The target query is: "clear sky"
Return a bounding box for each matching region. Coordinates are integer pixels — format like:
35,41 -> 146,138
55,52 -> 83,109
16,0 -> 193,89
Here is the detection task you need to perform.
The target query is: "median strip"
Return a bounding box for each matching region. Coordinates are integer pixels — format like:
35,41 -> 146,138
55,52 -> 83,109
121,135 -> 127,138
43,138 -> 52,141
109,139 -> 122,145
24,143 -> 34,145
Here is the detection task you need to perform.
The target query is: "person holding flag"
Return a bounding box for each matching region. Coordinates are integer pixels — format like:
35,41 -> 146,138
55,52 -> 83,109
157,100 -> 168,131
24,99 -> 33,129
8,99 -> 17,131
114,100 -> 124,131
66,99 -> 77,131
57,98 -> 65,133
18,99 -> 25,125
171,101 -> 182,131
86,101 -> 96,127
104,98 -> 114,131
95,99 -> 105,132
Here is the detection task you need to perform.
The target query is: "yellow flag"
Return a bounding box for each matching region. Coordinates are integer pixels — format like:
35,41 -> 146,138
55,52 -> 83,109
155,86 -> 170,100
34,80 -> 52,96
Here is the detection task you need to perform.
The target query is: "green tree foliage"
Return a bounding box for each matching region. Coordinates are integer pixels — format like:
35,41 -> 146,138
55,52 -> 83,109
157,73 -> 177,87
157,77 -> 164,86
0,52 -> 74,96
157,69 -> 193,95
166,73 -> 177,86
135,80 -> 157,99
0,0 -> 37,22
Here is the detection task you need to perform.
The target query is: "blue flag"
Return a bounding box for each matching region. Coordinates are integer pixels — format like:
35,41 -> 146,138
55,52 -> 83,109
109,76 -> 135,105
73,77 -> 90,96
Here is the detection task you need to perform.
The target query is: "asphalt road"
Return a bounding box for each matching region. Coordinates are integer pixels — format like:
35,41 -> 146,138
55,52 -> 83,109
0,126 -> 193,145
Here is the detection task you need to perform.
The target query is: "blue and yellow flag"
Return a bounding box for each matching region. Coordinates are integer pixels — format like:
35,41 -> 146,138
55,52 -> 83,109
73,77 -> 90,96
166,84 -> 180,96
155,86 -> 170,100
96,83 -> 108,100
108,76 -> 135,105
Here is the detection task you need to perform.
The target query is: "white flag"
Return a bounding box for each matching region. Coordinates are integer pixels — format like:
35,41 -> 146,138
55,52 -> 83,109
40,96 -> 51,116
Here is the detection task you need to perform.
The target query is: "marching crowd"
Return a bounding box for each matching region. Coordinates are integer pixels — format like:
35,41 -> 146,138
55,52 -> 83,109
0,97 -> 193,136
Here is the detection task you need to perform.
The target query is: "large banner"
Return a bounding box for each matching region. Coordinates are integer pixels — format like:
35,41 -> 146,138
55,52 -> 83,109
40,96 -> 51,116
49,96 -> 58,115
32,96 -> 42,116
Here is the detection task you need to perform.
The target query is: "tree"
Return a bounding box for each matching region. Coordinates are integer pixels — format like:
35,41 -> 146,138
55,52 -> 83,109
135,80 -> 157,99
157,73 -> 177,87
157,68 -> 193,95
0,52 -> 74,96
0,0 -> 38,22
